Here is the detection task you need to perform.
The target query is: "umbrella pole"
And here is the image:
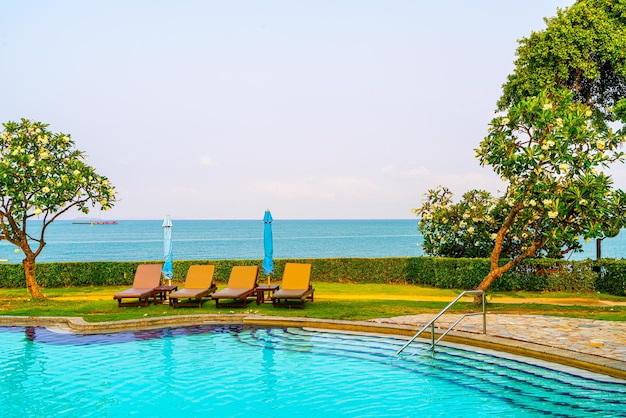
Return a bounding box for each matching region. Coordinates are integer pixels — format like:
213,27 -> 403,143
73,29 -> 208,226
267,275 -> 271,286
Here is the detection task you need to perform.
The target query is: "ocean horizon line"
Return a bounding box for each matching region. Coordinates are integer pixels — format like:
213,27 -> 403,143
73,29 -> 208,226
3,219 -> 423,264
63,218 -> 419,222
8,219 -> 622,264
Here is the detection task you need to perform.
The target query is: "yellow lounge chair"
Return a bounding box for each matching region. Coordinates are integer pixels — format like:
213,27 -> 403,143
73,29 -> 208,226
113,264 -> 162,307
271,263 -> 314,308
211,266 -> 259,308
169,265 -> 217,308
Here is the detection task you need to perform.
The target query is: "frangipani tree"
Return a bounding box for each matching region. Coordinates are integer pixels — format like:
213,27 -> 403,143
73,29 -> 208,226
414,188 -> 504,259
414,187 -> 569,260
473,89 -> 625,292
0,119 -> 116,299
416,90 -> 625,293
416,0 -> 626,295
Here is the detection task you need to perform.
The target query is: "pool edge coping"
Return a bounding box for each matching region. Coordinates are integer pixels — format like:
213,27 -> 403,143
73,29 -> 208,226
1,314 -> 625,380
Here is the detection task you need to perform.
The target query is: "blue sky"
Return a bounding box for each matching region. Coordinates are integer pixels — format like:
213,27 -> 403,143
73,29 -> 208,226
2,0 -> 602,220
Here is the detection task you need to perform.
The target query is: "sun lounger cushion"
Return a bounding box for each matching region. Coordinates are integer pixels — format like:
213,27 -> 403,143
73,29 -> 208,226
272,263 -> 314,307
181,265 -> 215,289
169,265 -> 217,308
113,288 -> 154,299
226,266 -> 259,289
271,289 -> 311,299
113,264 -> 162,307
279,263 -> 312,290
212,266 -> 259,308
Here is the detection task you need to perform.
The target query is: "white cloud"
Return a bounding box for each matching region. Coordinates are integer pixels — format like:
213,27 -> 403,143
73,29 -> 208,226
199,155 -> 215,167
381,164 -> 431,179
252,175 -> 378,200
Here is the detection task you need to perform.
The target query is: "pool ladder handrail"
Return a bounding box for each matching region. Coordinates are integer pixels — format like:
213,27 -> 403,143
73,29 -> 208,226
396,289 -> 486,355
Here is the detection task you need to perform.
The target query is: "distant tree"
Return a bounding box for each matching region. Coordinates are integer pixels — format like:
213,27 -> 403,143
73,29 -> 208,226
0,119 -> 116,299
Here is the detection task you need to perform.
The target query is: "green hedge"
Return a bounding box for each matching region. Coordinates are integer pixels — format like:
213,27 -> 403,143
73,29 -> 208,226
0,262 -> 140,288
0,257 -> 624,296
593,259 -> 626,296
405,257 -> 601,292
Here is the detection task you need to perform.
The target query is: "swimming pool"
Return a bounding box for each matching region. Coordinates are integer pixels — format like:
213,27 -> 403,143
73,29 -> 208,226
1,325 -> 624,417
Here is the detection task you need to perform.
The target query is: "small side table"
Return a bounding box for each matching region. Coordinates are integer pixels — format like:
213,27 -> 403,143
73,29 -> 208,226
153,285 -> 178,305
256,284 -> 279,305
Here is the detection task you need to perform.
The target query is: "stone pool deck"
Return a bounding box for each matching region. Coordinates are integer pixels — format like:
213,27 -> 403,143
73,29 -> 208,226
2,313 -> 625,380
371,314 -> 626,378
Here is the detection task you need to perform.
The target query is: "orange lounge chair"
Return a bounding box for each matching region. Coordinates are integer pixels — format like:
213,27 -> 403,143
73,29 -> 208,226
211,266 -> 259,308
113,264 -> 162,307
271,263 -> 314,308
169,265 -> 217,308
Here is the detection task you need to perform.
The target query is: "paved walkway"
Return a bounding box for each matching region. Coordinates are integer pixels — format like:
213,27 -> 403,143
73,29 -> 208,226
371,314 -> 626,363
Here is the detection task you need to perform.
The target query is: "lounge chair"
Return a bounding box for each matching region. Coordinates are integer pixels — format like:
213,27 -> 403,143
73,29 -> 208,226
169,265 -> 217,308
113,264 -> 162,307
211,266 -> 259,308
271,263 -> 314,308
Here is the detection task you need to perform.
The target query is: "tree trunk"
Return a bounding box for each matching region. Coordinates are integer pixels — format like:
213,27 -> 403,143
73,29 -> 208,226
474,267 -> 507,304
23,256 -> 45,299
477,267 -> 505,293
474,239 -> 544,304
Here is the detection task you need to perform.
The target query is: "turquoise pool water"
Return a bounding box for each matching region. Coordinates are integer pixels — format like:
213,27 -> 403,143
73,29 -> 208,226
1,325 -> 624,417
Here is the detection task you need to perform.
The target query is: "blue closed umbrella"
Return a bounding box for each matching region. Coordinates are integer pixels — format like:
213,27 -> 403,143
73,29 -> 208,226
162,215 -> 173,285
262,209 -> 274,285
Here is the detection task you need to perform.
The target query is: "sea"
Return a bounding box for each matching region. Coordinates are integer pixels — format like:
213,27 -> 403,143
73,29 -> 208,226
0,219 -> 624,264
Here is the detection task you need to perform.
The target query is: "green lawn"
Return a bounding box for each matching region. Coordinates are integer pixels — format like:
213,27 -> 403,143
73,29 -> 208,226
1,283 -> 625,322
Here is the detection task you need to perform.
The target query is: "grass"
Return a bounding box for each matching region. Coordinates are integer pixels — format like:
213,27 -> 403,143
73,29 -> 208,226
1,283 -> 625,322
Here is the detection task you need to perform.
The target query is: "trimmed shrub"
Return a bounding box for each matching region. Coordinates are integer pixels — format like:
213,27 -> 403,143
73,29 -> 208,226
593,259 -> 626,296
0,257 -> 623,295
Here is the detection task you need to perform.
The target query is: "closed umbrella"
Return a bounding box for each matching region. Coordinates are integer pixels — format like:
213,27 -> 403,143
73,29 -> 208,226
162,215 -> 173,285
262,209 -> 274,286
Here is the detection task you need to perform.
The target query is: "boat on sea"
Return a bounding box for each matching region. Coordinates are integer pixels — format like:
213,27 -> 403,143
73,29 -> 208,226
72,221 -> 119,225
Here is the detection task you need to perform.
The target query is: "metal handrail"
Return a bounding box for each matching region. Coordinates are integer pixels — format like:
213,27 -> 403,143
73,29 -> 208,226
396,289 -> 486,354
